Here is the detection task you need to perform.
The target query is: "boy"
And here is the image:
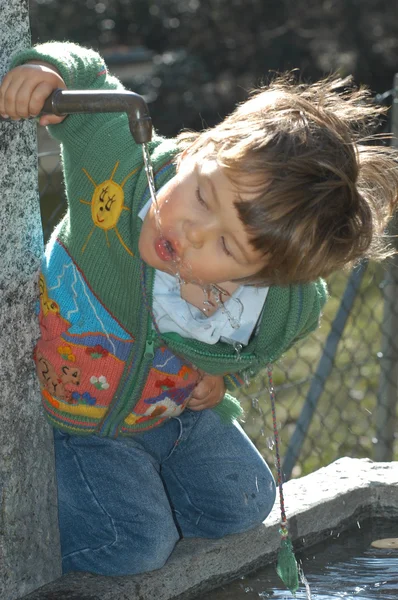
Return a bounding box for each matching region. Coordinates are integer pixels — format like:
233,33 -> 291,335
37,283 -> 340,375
0,42 -> 396,576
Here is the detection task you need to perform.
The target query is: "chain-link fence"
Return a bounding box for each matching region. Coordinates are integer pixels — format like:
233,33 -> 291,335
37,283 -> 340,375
37,98 -> 398,479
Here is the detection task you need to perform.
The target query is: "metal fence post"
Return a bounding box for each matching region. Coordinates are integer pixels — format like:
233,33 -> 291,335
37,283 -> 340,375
283,262 -> 368,479
374,73 -> 398,462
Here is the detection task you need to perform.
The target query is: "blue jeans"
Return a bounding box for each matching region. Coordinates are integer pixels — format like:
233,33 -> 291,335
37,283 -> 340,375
54,409 -> 276,576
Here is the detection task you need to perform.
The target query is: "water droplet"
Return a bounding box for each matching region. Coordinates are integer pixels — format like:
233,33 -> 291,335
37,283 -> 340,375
233,342 -> 243,360
243,370 -> 251,386
251,397 -> 259,410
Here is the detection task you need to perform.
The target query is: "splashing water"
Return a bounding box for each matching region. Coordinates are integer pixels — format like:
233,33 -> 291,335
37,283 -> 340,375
233,342 -> 243,360
142,143 -> 161,232
251,397 -> 264,417
209,284 -> 244,329
299,565 -> 313,600
251,397 -> 260,411
202,287 -> 214,313
184,286 -> 245,330
142,143 -> 187,286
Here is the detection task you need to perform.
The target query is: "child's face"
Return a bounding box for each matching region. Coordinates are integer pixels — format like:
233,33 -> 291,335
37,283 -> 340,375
138,155 -> 266,285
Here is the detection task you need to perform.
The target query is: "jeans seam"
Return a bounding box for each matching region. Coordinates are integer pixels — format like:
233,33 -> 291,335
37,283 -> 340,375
163,410 -> 205,464
167,464 -> 204,526
160,416 -> 183,463
62,436 -> 119,558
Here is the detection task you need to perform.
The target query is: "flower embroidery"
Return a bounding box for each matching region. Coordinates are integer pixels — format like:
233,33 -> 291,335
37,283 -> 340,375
155,377 -> 176,390
71,391 -> 97,405
57,346 -> 76,362
90,375 -> 110,390
178,365 -> 192,380
86,345 -> 109,359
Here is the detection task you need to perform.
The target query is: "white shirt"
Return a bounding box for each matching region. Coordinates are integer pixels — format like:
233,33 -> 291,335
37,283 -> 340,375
139,199 -> 268,345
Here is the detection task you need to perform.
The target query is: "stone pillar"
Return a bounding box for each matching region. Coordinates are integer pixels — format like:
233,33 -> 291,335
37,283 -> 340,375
0,1 -> 62,599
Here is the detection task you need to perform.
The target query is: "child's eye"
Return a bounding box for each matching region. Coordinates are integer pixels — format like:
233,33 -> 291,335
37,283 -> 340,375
221,236 -> 233,257
196,188 -> 207,207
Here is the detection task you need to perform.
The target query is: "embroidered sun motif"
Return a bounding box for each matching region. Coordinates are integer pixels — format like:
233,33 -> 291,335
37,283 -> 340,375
80,161 -> 139,256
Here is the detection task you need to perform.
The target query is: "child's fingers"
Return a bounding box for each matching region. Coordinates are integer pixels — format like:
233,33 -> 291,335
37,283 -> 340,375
28,81 -> 61,116
0,64 -> 66,121
188,374 -> 225,410
14,80 -> 41,118
0,77 -> 10,114
190,377 -> 215,400
37,114 -> 66,126
0,74 -> 20,117
188,394 -> 222,411
29,81 -> 67,125
0,76 -> 36,119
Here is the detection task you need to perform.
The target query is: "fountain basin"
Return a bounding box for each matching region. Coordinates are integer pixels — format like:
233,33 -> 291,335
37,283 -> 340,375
21,457 -> 398,600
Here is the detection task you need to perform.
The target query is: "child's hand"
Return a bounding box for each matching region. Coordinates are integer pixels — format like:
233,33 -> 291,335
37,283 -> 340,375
188,371 -> 226,411
0,62 -> 67,126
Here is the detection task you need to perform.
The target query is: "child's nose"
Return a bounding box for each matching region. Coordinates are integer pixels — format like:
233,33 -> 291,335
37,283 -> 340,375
184,222 -> 206,249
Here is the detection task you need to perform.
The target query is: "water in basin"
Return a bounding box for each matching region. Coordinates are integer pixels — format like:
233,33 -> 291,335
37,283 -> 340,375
196,518 -> 398,599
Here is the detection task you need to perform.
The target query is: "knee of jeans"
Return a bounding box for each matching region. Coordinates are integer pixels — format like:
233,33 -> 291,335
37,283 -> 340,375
233,472 -> 277,532
127,530 -> 179,574
256,474 -> 276,522
63,528 -> 179,576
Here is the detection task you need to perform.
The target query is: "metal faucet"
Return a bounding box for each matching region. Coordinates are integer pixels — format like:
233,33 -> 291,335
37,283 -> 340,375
1,88 -> 153,144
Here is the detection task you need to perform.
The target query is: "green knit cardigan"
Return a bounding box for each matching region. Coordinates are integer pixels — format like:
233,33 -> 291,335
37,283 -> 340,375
11,42 -> 328,425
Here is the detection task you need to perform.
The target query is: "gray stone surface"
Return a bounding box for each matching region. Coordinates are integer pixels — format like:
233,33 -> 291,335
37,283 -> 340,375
20,457 -> 398,600
0,2 -> 62,599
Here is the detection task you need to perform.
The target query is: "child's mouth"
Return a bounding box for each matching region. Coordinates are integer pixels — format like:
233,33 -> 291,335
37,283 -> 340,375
154,237 -> 176,262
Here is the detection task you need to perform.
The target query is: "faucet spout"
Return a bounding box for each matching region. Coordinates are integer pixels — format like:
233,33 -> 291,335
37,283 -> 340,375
42,89 -> 152,144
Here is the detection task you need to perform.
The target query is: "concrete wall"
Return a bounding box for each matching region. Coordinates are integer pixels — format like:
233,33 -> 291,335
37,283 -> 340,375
0,1 -> 62,598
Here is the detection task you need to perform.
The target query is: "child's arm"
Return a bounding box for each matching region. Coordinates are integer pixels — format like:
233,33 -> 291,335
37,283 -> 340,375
0,62 -> 67,126
2,42 -> 126,146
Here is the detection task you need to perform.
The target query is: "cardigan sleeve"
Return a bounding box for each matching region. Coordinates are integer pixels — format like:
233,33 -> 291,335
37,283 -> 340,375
10,42 -> 121,93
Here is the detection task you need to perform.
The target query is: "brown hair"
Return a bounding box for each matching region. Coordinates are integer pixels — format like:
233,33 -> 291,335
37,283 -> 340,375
176,74 -> 398,286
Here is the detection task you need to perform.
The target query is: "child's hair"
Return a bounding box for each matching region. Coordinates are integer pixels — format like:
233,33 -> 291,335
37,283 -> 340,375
176,74 -> 398,286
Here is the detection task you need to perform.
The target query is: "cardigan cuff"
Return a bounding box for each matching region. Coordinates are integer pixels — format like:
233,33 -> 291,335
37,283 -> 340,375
10,42 -> 109,91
